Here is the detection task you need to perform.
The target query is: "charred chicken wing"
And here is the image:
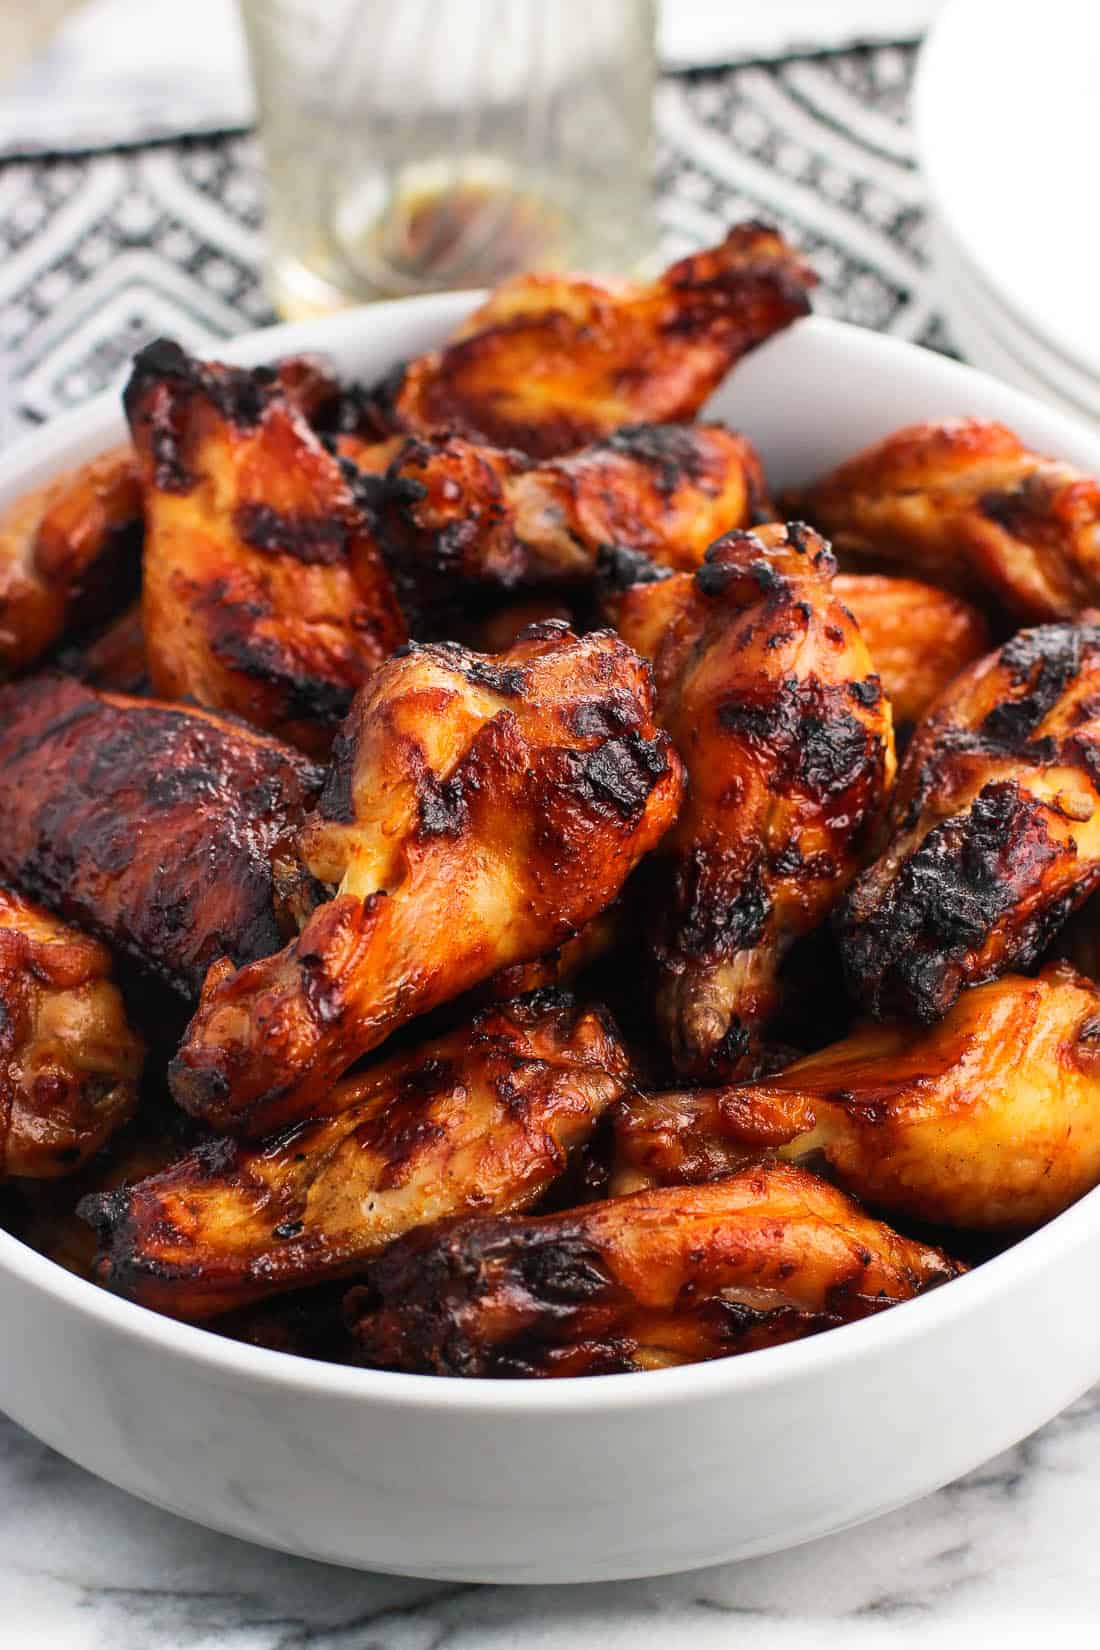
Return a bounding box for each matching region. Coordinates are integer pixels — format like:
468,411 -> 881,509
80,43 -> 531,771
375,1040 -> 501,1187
833,573 -> 991,727
169,623 -> 684,1136
83,993 -> 631,1318
795,418 -> 1100,621
0,674 -> 323,996
361,222 -> 816,459
371,423 -> 769,592
125,339 -> 407,755
0,446 -> 142,677
613,523 -> 895,1079
836,621 -> 1100,1021
346,1161 -> 961,1377
0,887 -> 143,1178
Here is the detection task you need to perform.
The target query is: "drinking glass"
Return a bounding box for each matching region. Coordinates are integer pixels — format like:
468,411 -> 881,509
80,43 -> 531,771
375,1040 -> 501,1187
238,0 -> 657,318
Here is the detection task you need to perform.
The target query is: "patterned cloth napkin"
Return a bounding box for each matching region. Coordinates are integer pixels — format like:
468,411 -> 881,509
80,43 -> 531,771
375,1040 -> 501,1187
0,24 -> 948,441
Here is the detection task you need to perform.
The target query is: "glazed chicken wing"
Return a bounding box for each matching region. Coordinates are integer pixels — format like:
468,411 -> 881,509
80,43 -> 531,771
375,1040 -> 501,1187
346,1161 -> 961,1377
612,523 -> 895,1079
83,993 -> 631,1319
608,1085 -> 815,1197
836,620 -> 1100,1021
370,423 -> 769,593
0,446 -> 142,678
769,965 -> 1100,1231
833,573 -> 991,727
0,887 -> 143,1178
0,674 -> 323,996
795,418 -> 1100,621
361,222 -> 816,459
169,622 -> 684,1136
124,339 -> 407,755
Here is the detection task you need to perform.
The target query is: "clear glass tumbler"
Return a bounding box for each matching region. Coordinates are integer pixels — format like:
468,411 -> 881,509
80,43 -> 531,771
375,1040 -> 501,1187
238,0 -> 657,318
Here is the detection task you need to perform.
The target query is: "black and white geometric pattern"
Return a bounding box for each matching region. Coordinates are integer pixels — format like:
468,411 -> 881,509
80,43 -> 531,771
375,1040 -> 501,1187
1,42 -> 954,442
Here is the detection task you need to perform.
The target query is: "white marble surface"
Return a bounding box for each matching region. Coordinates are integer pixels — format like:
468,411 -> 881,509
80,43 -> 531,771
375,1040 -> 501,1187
4,1385 -> 1100,1648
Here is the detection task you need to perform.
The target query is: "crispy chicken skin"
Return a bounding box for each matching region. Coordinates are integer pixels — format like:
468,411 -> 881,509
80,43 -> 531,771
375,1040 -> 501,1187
836,621 -> 1100,1021
362,223 -> 816,459
794,419 -> 1100,621
346,1161 -> 961,1377
613,523 -> 895,1079
83,993 -> 631,1319
169,623 -> 684,1136
0,674 -> 323,996
766,965 -> 1100,1232
0,446 -> 142,678
124,339 -> 407,755
0,887 -> 143,1178
833,573 -> 991,727
371,423 -> 769,591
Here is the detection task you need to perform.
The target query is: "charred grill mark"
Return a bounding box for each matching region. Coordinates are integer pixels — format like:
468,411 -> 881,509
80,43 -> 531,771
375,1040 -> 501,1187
234,503 -> 350,567
980,625 -> 1094,748
598,423 -> 713,493
838,780 -> 1074,1020
571,733 -> 671,821
204,611 -> 359,725
717,675 -> 881,807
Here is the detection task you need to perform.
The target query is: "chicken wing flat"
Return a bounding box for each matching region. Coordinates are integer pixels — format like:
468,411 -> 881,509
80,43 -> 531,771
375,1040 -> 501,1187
83,993 -> 631,1319
124,339 -> 407,755
346,1161 -> 961,1377
836,620 -> 1100,1021
613,523 -> 895,1079
0,886 -> 143,1178
169,623 -> 684,1136
0,446 -> 142,678
764,965 -> 1100,1232
833,573 -> 991,727
795,419 -> 1100,621
361,222 -> 816,460
370,423 -> 769,592
0,674 -> 323,996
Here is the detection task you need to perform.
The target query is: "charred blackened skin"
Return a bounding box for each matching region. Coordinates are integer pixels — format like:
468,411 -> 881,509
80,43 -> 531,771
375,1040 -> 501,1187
234,503 -> 349,567
598,423 -> 713,493
839,781 -> 1073,1021
597,545 -> 677,590
0,674 -> 323,996
573,735 -> 671,822
673,849 -> 771,960
122,339 -> 277,492
716,676 -> 877,805
980,625 -> 1090,747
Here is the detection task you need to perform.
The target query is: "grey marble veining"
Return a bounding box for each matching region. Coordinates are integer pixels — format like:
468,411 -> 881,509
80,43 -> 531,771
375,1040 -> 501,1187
4,1386 -> 1100,1648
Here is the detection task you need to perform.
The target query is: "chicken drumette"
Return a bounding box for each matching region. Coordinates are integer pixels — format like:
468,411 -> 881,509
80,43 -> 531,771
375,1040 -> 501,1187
794,418 -> 1100,621
612,522 -> 895,1079
359,222 -> 816,459
833,573 -> 990,728
169,622 -> 684,1137
346,1161 -> 961,1377
125,340 -> 407,755
82,993 -> 631,1319
836,620 -> 1100,1021
0,886 -> 144,1178
0,674 -> 323,996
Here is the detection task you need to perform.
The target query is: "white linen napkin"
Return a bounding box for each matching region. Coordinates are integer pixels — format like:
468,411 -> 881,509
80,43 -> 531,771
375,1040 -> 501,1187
0,0 -> 942,159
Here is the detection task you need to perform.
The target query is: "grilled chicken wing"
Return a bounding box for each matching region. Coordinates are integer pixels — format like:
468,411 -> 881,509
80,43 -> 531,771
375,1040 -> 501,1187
612,523 -> 895,1079
125,339 -> 407,755
608,1085 -> 815,1197
0,446 -> 142,678
833,573 -> 991,727
346,1161 -> 961,1377
0,674 -> 323,996
0,887 -> 143,1178
836,621 -> 1100,1021
795,419 -> 1100,621
361,223 -> 816,459
768,965 -> 1100,1231
83,993 -> 631,1319
169,623 -> 684,1136
370,423 -> 769,593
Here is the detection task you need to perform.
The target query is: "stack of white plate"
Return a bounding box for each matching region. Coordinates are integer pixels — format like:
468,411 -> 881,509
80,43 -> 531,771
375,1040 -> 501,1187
914,0 -> 1100,423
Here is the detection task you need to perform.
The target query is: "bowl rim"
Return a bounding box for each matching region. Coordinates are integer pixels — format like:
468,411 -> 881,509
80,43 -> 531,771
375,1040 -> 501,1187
5,304 -> 1100,1415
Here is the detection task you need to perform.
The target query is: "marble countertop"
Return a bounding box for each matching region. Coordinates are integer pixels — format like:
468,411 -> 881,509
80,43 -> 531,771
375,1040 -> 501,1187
5,1386 -> 1100,1648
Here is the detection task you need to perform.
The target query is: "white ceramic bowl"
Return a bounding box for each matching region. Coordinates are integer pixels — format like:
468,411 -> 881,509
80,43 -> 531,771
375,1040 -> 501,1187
4,303 -> 1100,1585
